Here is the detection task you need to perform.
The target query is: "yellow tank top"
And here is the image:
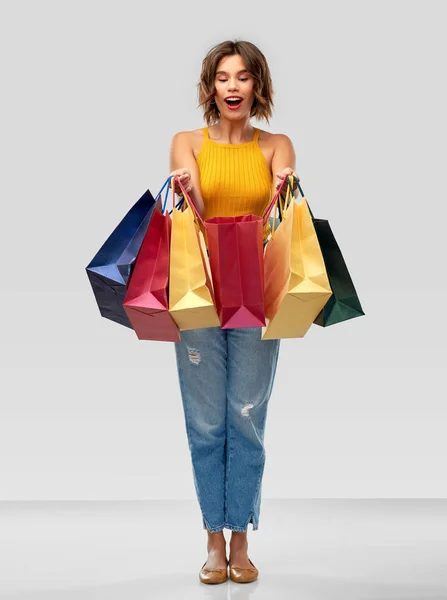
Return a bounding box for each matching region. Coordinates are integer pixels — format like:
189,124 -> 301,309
196,127 -> 273,241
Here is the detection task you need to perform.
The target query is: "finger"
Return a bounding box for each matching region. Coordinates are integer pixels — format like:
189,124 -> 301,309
281,170 -> 295,179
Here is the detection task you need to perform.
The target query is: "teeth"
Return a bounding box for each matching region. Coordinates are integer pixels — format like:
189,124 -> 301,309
226,97 -> 242,101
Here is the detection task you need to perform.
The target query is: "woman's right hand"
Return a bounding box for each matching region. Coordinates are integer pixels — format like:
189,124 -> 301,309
169,168 -> 193,195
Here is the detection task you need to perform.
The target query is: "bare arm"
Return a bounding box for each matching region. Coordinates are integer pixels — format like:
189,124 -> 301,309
169,131 -> 205,216
270,134 -> 299,199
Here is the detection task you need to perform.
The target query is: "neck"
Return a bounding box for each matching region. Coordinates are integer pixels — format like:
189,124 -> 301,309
211,118 -> 255,144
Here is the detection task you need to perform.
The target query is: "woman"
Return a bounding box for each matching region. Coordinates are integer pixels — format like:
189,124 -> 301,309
169,39 -> 299,584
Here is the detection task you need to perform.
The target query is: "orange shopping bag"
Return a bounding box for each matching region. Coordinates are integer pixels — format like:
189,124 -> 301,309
262,176 -> 332,339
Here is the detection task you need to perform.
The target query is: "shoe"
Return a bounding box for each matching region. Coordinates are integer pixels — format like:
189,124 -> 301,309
199,558 -> 229,584
229,557 -> 259,583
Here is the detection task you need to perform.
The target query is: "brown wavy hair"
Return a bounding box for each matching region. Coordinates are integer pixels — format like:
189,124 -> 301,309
197,39 -> 274,127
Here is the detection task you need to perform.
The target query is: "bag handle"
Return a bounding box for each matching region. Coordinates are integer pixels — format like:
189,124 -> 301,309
171,175 -> 203,231
173,175 -> 206,228
262,174 -> 296,224
172,173 -> 314,224
153,175 -> 183,214
262,174 -> 295,225
175,173 -> 293,227
270,181 -> 293,239
289,175 -> 316,221
267,174 -> 317,222
153,176 -> 173,214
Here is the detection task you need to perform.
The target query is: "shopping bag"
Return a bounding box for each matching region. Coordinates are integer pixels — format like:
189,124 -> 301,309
169,182 -> 220,330
174,176 -> 265,329
291,176 -> 365,327
262,176 -> 333,339
86,188 -> 157,329
122,176 -> 181,342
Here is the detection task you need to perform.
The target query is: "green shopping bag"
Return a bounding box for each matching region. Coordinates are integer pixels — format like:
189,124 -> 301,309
288,176 -> 365,327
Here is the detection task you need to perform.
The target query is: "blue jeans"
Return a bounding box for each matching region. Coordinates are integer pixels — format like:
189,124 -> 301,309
174,326 -> 281,532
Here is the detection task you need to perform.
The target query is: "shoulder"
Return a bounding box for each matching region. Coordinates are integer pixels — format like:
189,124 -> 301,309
171,128 -> 204,142
270,134 -> 295,164
170,129 -> 205,159
272,132 -> 294,149
258,130 -> 293,149
273,133 -> 293,142
170,130 -> 192,144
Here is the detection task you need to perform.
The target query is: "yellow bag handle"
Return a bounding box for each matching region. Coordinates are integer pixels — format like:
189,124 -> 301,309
171,175 -> 202,231
271,176 -> 294,240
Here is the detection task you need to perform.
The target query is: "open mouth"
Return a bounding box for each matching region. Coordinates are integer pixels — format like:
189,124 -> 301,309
225,98 -> 243,109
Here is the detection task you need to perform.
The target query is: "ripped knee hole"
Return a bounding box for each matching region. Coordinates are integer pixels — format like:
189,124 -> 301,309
241,403 -> 254,417
187,348 -> 201,365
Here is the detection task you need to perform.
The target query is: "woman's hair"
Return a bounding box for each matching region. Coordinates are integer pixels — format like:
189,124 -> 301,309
197,39 -> 274,126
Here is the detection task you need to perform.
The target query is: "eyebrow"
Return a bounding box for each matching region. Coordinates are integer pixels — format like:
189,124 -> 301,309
215,69 -> 249,76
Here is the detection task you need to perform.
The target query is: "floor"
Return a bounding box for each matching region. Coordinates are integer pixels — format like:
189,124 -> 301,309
0,499 -> 446,599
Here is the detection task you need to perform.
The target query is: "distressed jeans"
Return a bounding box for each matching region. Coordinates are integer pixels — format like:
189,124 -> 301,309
174,325 -> 281,532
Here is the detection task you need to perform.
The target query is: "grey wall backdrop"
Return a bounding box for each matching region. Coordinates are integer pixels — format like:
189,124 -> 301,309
0,0 -> 445,500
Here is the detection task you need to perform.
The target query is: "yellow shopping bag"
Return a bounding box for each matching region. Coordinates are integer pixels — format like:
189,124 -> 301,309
262,177 -> 332,339
168,182 -> 220,331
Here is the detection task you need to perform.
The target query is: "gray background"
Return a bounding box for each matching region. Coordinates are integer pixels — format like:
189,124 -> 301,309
0,0 -> 445,501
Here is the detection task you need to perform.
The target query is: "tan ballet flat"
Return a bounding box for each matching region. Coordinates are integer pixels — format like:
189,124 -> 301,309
229,557 -> 259,583
199,558 -> 229,584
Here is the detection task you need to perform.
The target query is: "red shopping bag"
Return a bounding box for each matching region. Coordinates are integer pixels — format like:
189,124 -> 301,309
205,215 -> 265,328
175,176 -> 285,329
123,180 -> 180,342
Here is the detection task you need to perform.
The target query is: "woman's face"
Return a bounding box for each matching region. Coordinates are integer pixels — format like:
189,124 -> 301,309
213,54 -> 255,118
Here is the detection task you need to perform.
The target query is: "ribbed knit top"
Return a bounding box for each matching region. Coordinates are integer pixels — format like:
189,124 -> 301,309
197,126 -> 273,240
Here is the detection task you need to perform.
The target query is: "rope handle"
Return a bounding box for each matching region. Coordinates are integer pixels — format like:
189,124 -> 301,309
151,176 -> 173,214
267,174 -> 316,222
262,174 -> 296,225
174,173 -> 293,226
270,181 -> 294,239
173,176 -> 206,227
291,175 -> 315,221
172,173 -> 313,224
171,175 -> 203,230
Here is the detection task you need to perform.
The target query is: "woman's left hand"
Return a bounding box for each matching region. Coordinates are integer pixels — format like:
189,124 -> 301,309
275,167 -> 299,194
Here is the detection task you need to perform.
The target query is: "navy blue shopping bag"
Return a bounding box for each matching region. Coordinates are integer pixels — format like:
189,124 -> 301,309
86,177 -> 173,329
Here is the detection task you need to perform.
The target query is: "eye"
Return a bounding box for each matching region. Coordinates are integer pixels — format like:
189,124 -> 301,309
217,78 -> 249,82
